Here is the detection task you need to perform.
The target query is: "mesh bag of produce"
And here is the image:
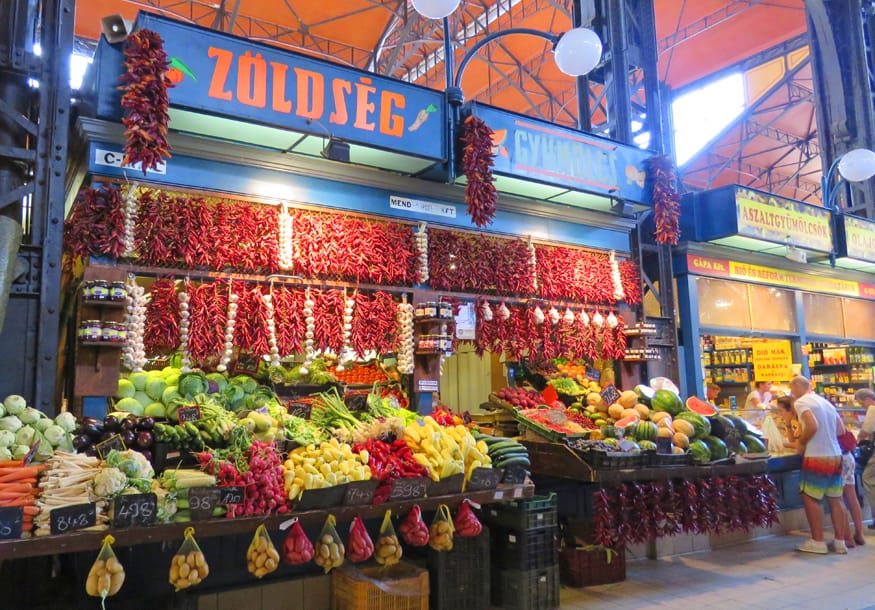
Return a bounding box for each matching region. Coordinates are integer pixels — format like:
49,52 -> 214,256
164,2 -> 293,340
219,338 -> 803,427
247,523 -> 280,579
428,504 -> 454,551
314,514 -> 345,573
347,515 -> 374,563
86,535 -> 125,608
453,500 -> 483,537
375,509 -> 403,566
169,527 -> 209,591
398,505 -> 429,547
282,519 -> 315,565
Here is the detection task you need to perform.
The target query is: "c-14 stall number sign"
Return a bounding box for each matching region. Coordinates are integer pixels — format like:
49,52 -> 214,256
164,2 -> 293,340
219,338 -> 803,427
125,15 -> 446,161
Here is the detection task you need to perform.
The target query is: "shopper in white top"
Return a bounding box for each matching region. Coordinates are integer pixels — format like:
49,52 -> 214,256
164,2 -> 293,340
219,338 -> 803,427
745,381 -> 773,410
855,389 -> 875,531
790,376 -> 848,554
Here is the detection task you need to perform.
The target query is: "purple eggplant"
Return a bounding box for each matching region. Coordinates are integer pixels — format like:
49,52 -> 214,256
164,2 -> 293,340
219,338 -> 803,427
138,417 -> 155,431
84,446 -> 98,457
99,431 -> 116,442
136,430 -> 153,449
121,430 -> 137,447
81,417 -> 104,437
120,416 -> 137,432
103,415 -> 121,432
72,434 -> 92,451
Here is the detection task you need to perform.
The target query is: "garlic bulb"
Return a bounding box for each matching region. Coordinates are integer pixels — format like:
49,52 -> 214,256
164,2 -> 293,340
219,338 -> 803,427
564,307 -> 575,325
606,310 -> 619,329
610,250 -> 625,302
533,305 -> 545,325
339,290 -> 356,366
217,286 -> 239,372
498,302 -> 511,321
415,223 -> 429,284
593,309 -> 604,328
528,236 -> 538,291
178,287 -> 191,373
122,275 -> 147,371
396,294 -> 415,374
480,300 -> 493,322
121,183 -> 139,259
262,290 -> 281,368
277,207 -> 295,271
302,288 -> 316,369
548,306 -> 560,326
579,309 -> 590,326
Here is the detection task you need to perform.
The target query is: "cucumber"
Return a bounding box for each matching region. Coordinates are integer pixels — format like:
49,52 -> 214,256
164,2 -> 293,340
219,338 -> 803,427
490,447 -> 528,460
490,444 -> 527,457
496,456 -> 531,468
487,440 -> 522,453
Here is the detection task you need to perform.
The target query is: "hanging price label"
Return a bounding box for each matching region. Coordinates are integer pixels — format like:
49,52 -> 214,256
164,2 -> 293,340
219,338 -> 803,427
466,467 -> 502,492
50,503 -> 97,535
0,507 -> 23,539
188,487 -> 220,520
112,493 -> 157,528
217,486 -> 245,506
389,477 -> 429,501
177,405 -> 203,424
600,384 -> 621,408
95,435 -> 126,460
287,403 -> 312,420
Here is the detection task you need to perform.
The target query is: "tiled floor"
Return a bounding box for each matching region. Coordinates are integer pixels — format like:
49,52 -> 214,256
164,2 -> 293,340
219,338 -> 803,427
560,530 -> 875,610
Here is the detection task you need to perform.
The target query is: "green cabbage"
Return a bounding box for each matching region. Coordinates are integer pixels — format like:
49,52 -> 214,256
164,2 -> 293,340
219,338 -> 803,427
3,395 -> 26,416
11,445 -> 29,460
44,424 -> 66,446
33,417 -> 52,432
0,416 -> 22,433
19,407 -> 42,425
0,430 -> 14,448
0,448 -> 11,461
54,412 -> 77,433
14,425 -> 36,446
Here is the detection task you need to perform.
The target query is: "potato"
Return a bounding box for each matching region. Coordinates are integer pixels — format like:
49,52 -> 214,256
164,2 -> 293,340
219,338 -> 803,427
179,561 -> 190,579
255,553 -> 266,568
187,551 -> 199,567
265,557 -> 277,571
109,571 -> 125,596
322,534 -> 333,545
188,568 -> 199,584
97,572 -> 111,595
319,544 -> 330,559
86,572 -> 99,597
175,577 -> 189,590
106,557 -> 123,575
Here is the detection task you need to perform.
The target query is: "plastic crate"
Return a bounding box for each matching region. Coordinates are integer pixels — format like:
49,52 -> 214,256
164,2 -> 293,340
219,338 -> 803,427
331,562 -> 429,610
428,528 -> 491,610
494,565 -> 560,610
492,525 -> 558,570
651,452 -> 694,467
559,546 -> 626,587
577,449 -> 645,470
484,493 -> 558,531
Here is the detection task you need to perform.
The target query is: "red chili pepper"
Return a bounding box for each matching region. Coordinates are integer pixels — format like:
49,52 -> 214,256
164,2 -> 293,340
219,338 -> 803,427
461,115 -> 498,227
144,278 -> 180,355
63,184 -> 125,259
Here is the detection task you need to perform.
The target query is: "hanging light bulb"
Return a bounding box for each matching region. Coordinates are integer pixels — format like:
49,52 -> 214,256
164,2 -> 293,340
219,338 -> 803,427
411,0 -> 461,19
838,148 -> 875,182
553,27 -> 602,77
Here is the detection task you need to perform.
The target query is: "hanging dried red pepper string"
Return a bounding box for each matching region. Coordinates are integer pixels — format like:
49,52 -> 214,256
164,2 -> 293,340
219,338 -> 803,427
63,185 -> 126,260
612,314 -> 627,360
272,287 -> 305,357
119,29 -> 173,174
351,292 -> 398,356
535,245 -> 616,304
143,278 -> 180,355
311,289 -> 346,355
647,155 -> 681,245
619,261 -> 643,305
461,115 -> 498,228
187,281 -> 228,361
233,283 -> 271,357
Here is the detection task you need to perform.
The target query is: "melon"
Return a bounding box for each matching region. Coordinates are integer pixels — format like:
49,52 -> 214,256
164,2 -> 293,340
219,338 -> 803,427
608,403 -> 625,420
650,412 -> 672,425
672,419 -> 696,438
635,420 -> 658,442
657,426 -> 673,439
618,390 -> 638,409
704,436 -> 729,460
675,412 -> 711,438
614,415 -> 639,429
601,424 -> 618,439
688,440 -> 711,463
673,432 -> 690,448
634,403 -> 650,419
686,396 -> 718,417
673,446 -> 685,455
621,408 -> 640,421
596,402 -> 609,414
652,389 -> 684,416
744,435 -> 767,453
586,392 -> 603,407
634,385 -> 655,406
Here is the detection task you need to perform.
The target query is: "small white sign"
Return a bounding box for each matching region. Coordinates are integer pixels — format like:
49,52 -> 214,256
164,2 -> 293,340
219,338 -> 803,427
454,303 -> 476,340
389,195 -> 456,218
417,380 -> 440,392
94,148 -> 166,175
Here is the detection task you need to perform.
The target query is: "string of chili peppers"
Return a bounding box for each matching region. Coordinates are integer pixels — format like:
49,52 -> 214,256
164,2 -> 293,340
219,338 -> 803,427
647,155 -> 681,246
460,115 -> 498,228
63,184 -> 126,260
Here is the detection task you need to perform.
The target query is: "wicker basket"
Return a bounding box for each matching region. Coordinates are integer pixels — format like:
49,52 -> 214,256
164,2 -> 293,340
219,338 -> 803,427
559,545 -> 626,587
332,562 -> 429,610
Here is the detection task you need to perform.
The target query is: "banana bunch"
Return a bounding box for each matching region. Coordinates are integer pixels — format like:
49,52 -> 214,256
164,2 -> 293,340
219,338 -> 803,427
404,417 -> 491,482
283,438 -> 371,500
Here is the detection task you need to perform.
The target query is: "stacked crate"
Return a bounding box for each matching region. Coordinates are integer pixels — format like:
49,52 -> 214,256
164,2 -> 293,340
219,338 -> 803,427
426,527 -> 491,610
485,494 -> 560,610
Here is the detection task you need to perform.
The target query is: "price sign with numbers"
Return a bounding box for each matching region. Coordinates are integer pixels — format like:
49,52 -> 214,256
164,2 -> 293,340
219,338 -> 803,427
177,405 -> 203,424
95,435 -> 126,460
466,467 -> 502,492
389,477 -> 429,502
0,507 -> 23,539
217,486 -> 245,506
188,487 -> 220,520
344,480 -> 377,506
600,384 -> 621,408
287,403 -> 312,420
586,367 -> 601,382
50,503 -> 97,535
112,493 -> 157,528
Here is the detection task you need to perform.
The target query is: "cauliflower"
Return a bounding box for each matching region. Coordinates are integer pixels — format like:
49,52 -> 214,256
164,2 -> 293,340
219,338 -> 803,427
93,467 -> 127,498
151,480 -> 178,523
105,450 -> 154,492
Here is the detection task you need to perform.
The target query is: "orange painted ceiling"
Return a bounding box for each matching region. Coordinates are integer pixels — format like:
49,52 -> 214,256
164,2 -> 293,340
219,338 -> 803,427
73,0 -> 815,201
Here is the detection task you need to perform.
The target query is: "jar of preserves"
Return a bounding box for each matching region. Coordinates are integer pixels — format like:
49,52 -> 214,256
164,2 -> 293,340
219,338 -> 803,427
107,322 -> 127,343
79,320 -> 102,342
414,303 -> 426,319
109,281 -> 128,302
90,280 -> 109,301
439,302 -> 453,319
101,323 -> 117,342
425,302 -> 437,318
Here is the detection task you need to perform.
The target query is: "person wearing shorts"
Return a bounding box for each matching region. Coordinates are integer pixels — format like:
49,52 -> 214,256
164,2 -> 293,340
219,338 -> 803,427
840,450 -> 865,547
790,376 -> 848,554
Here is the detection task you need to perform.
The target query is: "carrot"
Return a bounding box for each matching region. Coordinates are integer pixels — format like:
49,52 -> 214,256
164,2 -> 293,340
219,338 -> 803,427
0,460 -> 24,468
0,466 -> 44,483
0,493 -> 36,501
0,498 -> 38,507
20,506 -> 38,516
0,484 -> 36,493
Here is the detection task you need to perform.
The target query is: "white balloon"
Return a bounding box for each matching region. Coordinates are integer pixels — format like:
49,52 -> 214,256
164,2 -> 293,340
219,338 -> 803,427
838,148 -> 875,182
553,27 -> 602,77
412,0 -> 461,19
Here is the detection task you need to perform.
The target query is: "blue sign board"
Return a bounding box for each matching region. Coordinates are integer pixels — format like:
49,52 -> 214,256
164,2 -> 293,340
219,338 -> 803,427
88,13 -> 446,161
467,103 -> 653,205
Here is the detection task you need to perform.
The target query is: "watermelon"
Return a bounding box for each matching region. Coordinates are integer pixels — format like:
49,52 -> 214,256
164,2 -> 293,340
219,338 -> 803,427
708,415 -> 734,440
623,422 -> 638,440
634,385 -> 655,406
638,440 -> 657,451
744,435 -> 767,453
614,415 -> 639,429
685,396 -> 718,417
736,441 -> 748,455
635,420 -> 658,442
703,436 -> 729,460
601,424 -> 618,439
652,389 -> 684,416
675,412 -> 711,438
725,414 -> 753,435
688,440 -> 711,463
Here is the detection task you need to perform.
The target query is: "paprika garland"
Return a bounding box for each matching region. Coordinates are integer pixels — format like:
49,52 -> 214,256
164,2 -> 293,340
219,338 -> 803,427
647,155 -> 681,245
461,115 -> 498,228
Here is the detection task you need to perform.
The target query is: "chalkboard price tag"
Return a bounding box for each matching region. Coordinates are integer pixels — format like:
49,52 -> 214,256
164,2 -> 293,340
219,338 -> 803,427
343,480 -> 377,506
287,403 -> 312,420
466,467 -> 503,492
50,503 -> 97,535
177,405 -> 202,424
585,367 -> 601,382
188,487 -> 220,520
112,493 -> 157,528
0,507 -> 23,539
600,384 -> 621,408
656,437 -> 673,454
389,477 -> 429,502
96,434 -> 126,460
217,486 -> 245,506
